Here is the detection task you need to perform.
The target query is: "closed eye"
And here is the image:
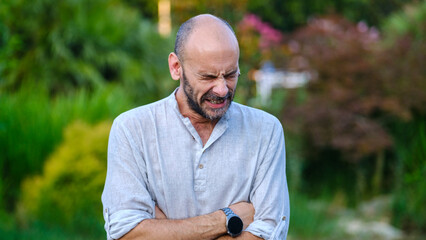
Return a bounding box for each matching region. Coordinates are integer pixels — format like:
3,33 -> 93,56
200,74 -> 217,80
224,70 -> 240,79
199,70 -> 240,80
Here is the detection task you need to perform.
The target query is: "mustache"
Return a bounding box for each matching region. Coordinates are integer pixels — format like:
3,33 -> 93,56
201,90 -> 233,102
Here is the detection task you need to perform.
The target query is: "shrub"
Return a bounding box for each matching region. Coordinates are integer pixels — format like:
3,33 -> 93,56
280,16 -> 394,203
0,88 -> 63,211
281,9 -> 425,204
18,121 -> 111,236
0,85 -> 132,211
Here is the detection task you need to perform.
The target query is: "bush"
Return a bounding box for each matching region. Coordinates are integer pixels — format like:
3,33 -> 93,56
0,85 -> 132,211
19,121 -> 111,237
279,16 -> 395,203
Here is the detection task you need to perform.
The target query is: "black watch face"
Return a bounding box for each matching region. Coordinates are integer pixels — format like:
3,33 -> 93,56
228,216 -> 243,234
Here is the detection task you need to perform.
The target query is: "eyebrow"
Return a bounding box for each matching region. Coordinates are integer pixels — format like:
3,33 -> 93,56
199,69 -> 240,78
200,73 -> 217,78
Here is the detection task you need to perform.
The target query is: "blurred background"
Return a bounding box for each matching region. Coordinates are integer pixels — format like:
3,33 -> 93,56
0,0 -> 425,239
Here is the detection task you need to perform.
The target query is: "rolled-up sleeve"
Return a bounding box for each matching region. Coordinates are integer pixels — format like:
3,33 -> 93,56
245,119 -> 290,240
102,116 -> 154,240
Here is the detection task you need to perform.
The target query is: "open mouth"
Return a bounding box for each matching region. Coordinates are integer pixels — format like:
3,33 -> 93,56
201,90 -> 233,110
208,99 -> 225,104
205,98 -> 227,109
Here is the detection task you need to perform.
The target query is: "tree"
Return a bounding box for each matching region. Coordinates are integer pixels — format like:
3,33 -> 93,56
0,0 -> 174,101
247,0 -> 414,32
281,11 -> 425,203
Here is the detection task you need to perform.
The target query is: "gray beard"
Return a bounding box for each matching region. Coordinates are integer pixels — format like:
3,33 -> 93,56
182,70 -> 233,121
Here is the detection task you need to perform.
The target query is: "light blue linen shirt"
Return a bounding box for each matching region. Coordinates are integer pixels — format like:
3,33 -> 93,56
102,91 -> 290,239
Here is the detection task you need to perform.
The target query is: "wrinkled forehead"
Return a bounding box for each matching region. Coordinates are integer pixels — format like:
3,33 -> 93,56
183,41 -> 239,75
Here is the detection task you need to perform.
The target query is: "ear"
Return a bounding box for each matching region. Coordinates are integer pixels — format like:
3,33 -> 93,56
168,52 -> 181,81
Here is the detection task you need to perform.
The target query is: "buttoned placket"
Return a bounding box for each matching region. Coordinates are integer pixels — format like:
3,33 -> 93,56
171,93 -> 230,194
180,120 -> 229,193
193,118 -> 228,193
178,116 -> 208,193
194,146 -> 206,192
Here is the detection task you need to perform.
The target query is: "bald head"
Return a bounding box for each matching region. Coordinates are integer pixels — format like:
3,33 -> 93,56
174,14 -> 239,62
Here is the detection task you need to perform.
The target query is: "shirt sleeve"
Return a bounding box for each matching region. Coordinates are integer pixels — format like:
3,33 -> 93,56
245,118 -> 290,240
101,116 -> 155,240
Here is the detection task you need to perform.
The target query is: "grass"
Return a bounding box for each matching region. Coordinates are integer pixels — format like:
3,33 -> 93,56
0,213 -> 104,240
288,193 -> 345,240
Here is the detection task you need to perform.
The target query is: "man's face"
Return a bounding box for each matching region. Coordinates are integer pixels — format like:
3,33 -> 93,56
181,66 -> 238,121
171,16 -> 240,121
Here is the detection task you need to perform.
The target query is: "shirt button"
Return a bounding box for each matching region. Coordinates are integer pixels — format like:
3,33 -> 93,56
198,164 -> 204,169
282,216 -> 286,221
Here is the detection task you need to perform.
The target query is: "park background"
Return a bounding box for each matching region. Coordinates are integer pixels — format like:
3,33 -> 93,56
0,0 -> 425,239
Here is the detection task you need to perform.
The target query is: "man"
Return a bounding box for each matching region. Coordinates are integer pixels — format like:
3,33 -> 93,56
102,14 -> 289,240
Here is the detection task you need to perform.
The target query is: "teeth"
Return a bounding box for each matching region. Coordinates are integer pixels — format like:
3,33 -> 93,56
209,99 -> 224,104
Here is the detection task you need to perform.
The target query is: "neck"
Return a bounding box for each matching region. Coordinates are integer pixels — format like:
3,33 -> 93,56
175,88 -> 218,145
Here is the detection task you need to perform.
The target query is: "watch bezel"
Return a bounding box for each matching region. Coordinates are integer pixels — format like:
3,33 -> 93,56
226,215 -> 243,237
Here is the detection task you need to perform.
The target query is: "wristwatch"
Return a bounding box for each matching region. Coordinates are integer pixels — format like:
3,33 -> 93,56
221,207 -> 243,237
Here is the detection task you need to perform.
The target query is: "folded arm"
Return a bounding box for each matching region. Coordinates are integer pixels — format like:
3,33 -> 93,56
120,210 -> 225,240
120,202 -> 258,240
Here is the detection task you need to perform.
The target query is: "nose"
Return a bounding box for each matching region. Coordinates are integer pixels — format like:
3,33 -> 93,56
212,77 -> 229,97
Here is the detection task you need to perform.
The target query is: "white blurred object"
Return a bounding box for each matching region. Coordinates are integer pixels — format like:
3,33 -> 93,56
253,61 -> 310,104
344,220 -> 403,240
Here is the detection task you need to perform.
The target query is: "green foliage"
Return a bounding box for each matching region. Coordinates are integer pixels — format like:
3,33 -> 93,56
0,87 -> 62,211
0,85 -> 133,211
392,118 -> 426,232
172,0 -> 248,26
247,0 -> 413,32
0,0 -> 177,213
382,0 -> 426,42
381,5 -> 426,231
123,0 -> 159,21
288,193 -> 344,239
0,0 -> 175,100
0,211 -> 103,240
19,121 -> 111,237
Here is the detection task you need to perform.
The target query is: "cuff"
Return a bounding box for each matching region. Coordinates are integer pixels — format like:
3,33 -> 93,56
245,217 -> 288,240
245,220 -> 274,239
104,208 -> 152,240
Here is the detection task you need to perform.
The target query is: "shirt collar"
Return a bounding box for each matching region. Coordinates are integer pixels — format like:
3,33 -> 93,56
166,88 -> 231,148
